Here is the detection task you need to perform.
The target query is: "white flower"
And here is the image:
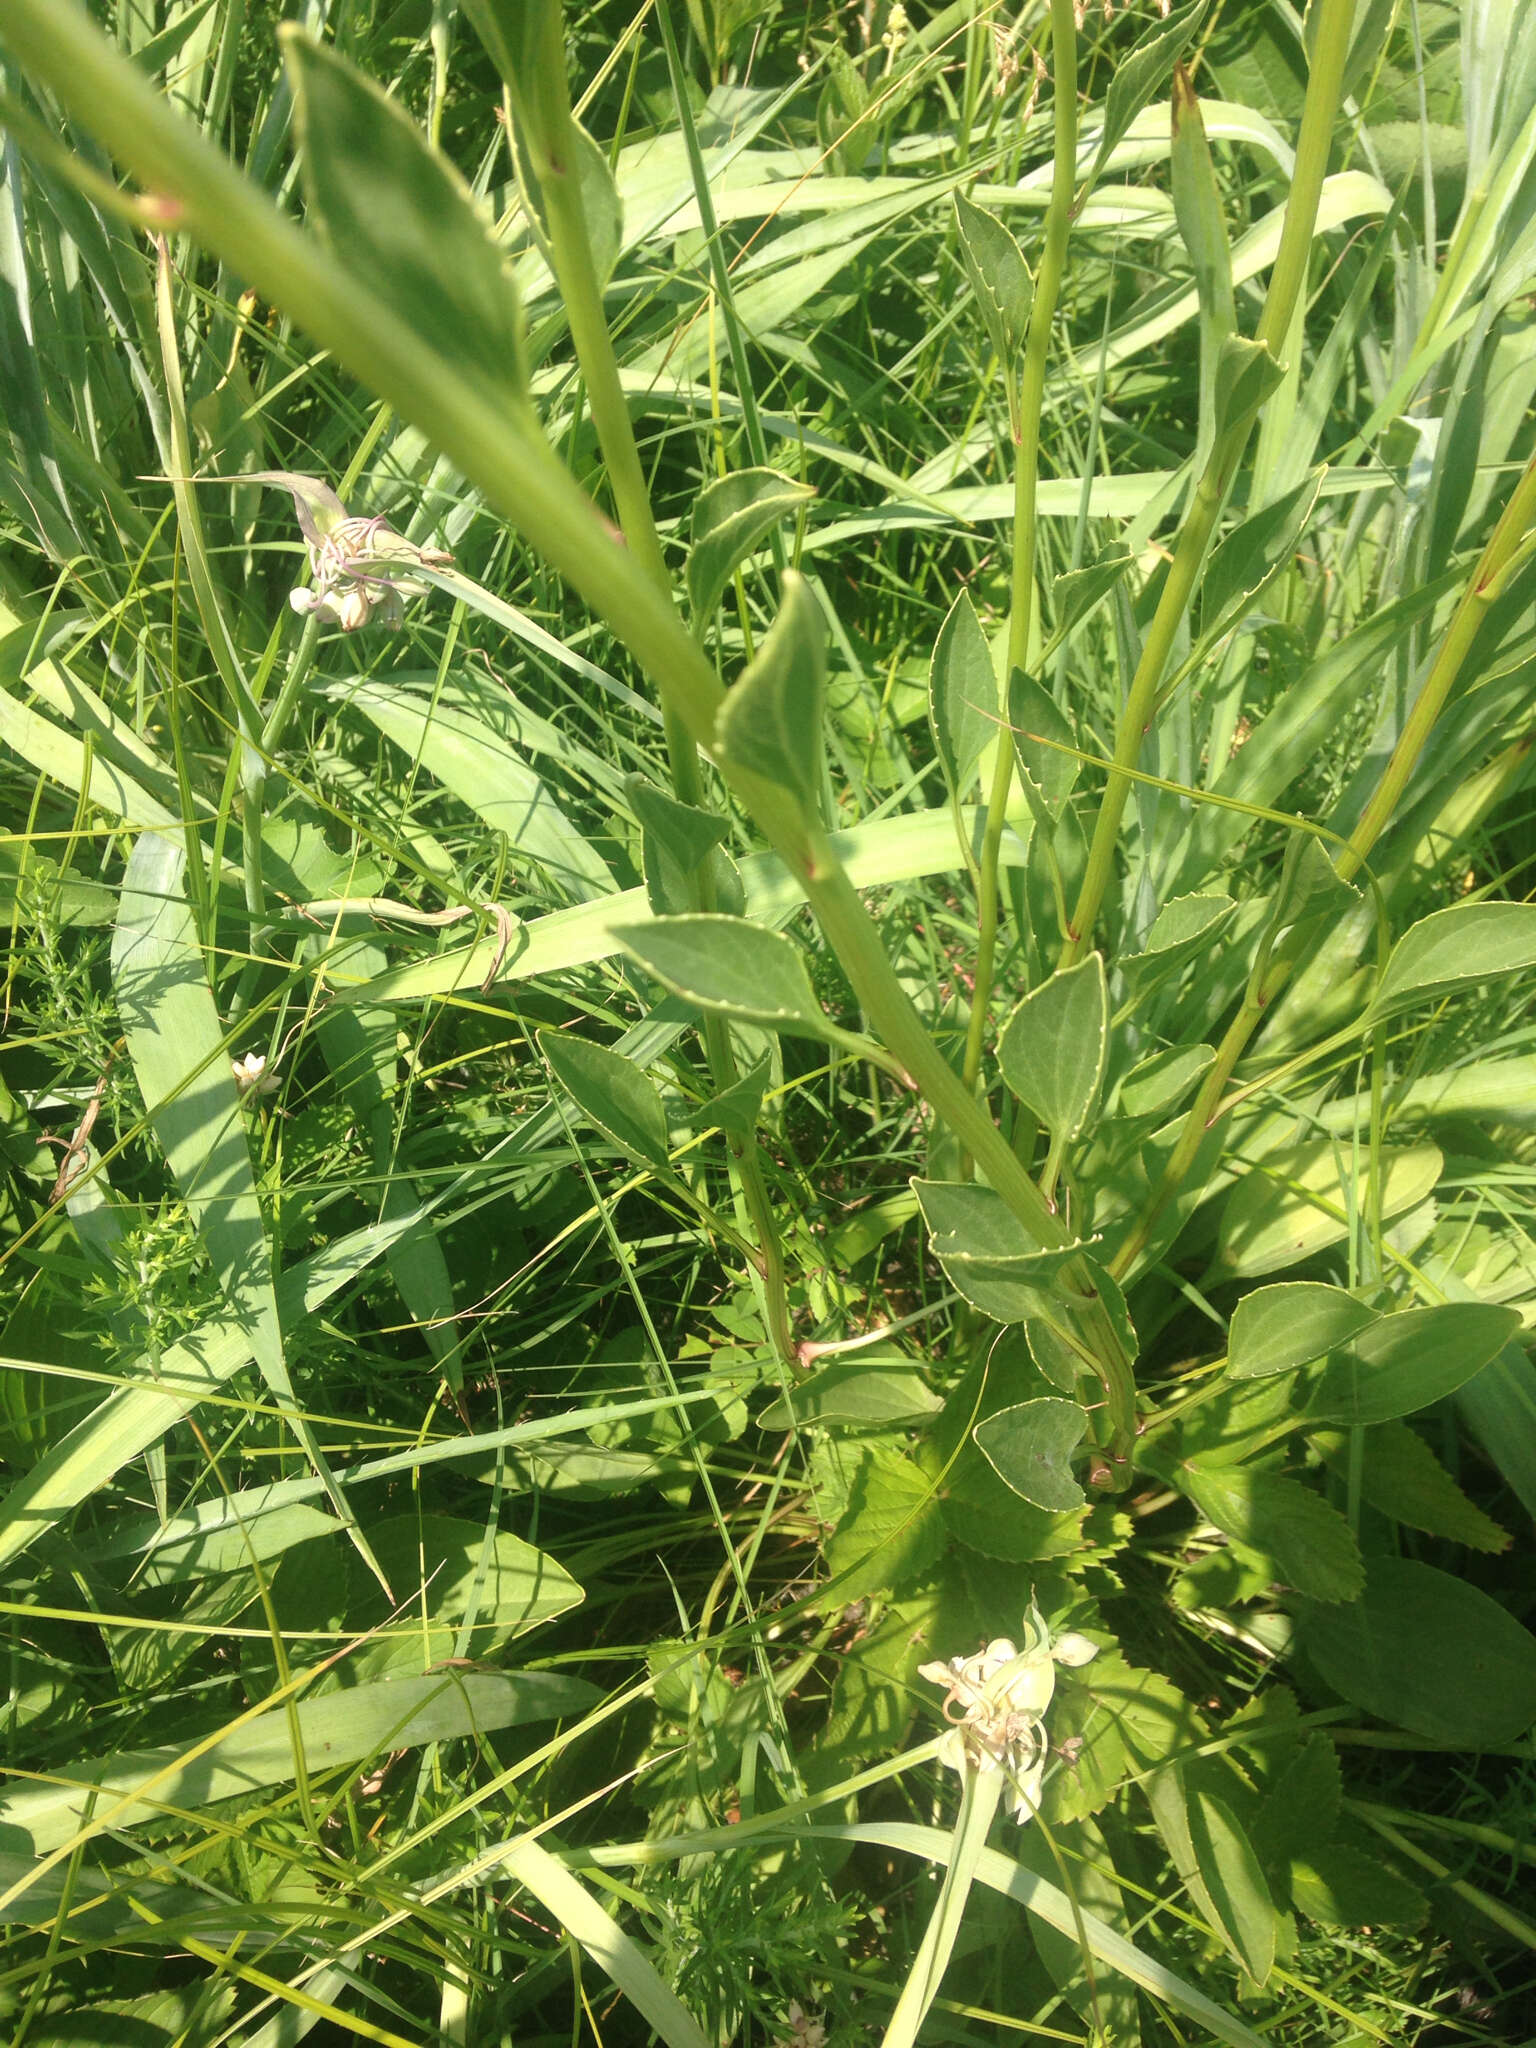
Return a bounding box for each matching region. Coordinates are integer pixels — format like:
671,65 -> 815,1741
231,1052 -> 280,1098
253,471 -> 451,633
775,2002 -> 826,2048
918,1610 -> 1097,1822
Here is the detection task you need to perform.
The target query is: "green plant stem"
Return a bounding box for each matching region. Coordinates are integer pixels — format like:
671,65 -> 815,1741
504,0 -> 699,791
509,0 -> 798,1364
802,851 -> 1136,1470
0,0 -> 1135,1461
961,0 -> 1076,1102
652,0 -> 779,498
1061,0 -> 1359,966
1110,444 -> 1536,1281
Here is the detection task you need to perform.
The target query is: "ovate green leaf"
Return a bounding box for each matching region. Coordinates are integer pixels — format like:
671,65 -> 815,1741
912,1178 -> 1089,1323
998,955 -> 1108,1142
1226,1282 -> 1380,1379
1310,1422 -> 1509,1551
953,189 -> 1033,363
1301,1557 -> 1536,1745
613,914 -> 830,1037
974,1397 -> 1088,1512
283,29 -> 525,406
1370,902 -> 1536,1016
1249,1736 -> 1341,1875
928,588 -> 998,808
761,1353 -> 943,1430
1289,1841 -> 1426,1928
1119,1043 -> 1215,1119
1305,1302 -> 1521,1424
1182,1461 -> 1364,1603
1200,468 -> 1327,645
1007,670 -> 1080,818
714,571 -> 826,810
688,468 -> 815,623
539,1029 -> 671,1172
1146,1769 -> 1276,1986
1085,0 -> 1215,192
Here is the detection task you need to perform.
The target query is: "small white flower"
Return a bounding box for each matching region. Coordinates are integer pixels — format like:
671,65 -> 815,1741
231,1052 -> 280,1098
918,1609 -> 1097,1821
775,2002 -> 826,2048
254,471 -> 451,633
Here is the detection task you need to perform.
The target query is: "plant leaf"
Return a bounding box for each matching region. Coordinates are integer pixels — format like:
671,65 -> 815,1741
1120,893 -> 1236,992
929,589 -> 998,808
912,1179 -> 1091,1323
760,1354 -> 942,1430
1305,1302 -> 1521,1424
1084,0 -> 1215,194
539,1029 -> 671,1172
1182,1461 -> 1364,1602
974,1398 -> 1088,1512
1200,468 -> 1327,644
283,28 -> 525,405
1310,1422 -> 1510,1551
1289,1841 -> 1427,1928
1119,1043 -> 1214,1120
1146,1770 -> 1276,1986
1226,1282 -> 1380,1380
953,189 -> 1033,363
1369,901 -> 1536,1016
998,955 -> 1108,1141
613,913 -> 831,1037
687,467 -> 814,622
1215,1140 -> 1442,1277
714,569 -> 826,810
1249,1736 -> 1341,1875
0,1668 -> 598,1854
1302,1557 -> 1536,1745
1007,670 -> 1080,818
1049,543 -> 1134,645
111,833 -> 388,1593
1213,333 -> 1285,439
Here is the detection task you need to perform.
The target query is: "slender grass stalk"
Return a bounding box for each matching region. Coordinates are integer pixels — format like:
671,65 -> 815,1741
1061,0 -> 1359,966
1111,444 -> 1536,1280
960,0 -> 1076,1102
152,237 -> 267,921
652,0 -> 779,497
502,0 -> 797,1365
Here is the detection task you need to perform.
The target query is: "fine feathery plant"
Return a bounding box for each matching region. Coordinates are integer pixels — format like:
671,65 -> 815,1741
1,0 -> 1535,2042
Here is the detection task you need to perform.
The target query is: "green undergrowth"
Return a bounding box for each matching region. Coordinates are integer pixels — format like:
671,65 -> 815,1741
0,0 -> 1534,2043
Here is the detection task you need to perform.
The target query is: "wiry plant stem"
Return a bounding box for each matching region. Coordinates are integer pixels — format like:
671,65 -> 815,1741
1111,443 -> 1536,1281
1062,0 -> 1359,966
961,0 -> 1077,1102
507,0 -> 794,1364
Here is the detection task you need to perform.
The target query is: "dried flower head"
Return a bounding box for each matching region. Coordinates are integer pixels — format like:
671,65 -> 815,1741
918,1608 -> 1097,1821
249,470 -> 452,632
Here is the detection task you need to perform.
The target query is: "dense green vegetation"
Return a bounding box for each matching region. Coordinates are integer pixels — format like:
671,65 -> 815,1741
1,0 -> 1534,2041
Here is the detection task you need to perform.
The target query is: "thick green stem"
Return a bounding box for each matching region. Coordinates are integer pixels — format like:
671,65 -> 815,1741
961,0 -> 1077,1099
1111,446 -> 1536,1280
1062,0 -> 1358,965
505,0 -> 701,801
